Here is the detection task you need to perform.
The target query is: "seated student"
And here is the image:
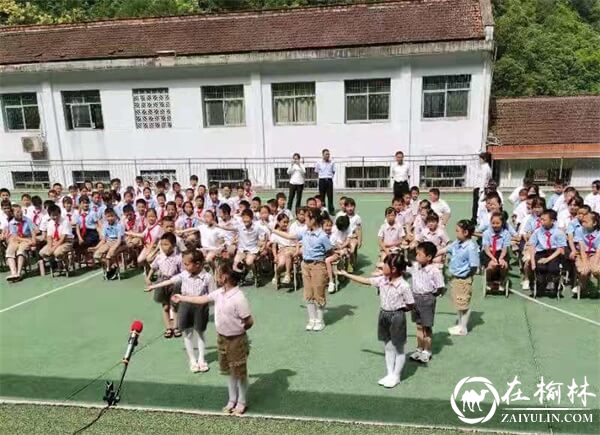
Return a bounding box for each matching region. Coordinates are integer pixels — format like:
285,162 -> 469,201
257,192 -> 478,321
410,213 -> 449,265
20,193 -> 33,215
94,208 -> 125,279
343,198 -> 362,268
528,209 -> 567,296
115,190 -> 135,219
160,216 -> 188,254
476,192 -> 502,234
512,189 -> 531,228
547,179 -> 566,210
38,205 -> 74,276
128,208 -> 163,266
184,188 -> 195,203
26,195 -> 44,229
519,197 -> 545,290
66,185 -> 79,207
220,186 -> 236,211
194,195 -> 206,220
0,200 -> 13,243
409,186 -> 420,216
325,215 -> 351,293
175,201 -> 200,241
409,200 -> 432,243
0,188 -> 11,205
378,206 -> 406,261
257,205 -> 274,232
399,192 -> 415,228
428,188 -> 451,226
266,199 -> 278,222
572,211 -> 600,297
141,187 -> 158,211
270,213 -> 296,286
155,192 -> 167,222
5,204 -> 35,281
174,193 -> 185,216
198,210 -> 224,267
61,197 -> 78,228
336,196 -> 347,217
275,192 -> 292,219
121,204 -> 143,251
188,174 -> 199,191
76,196 -> 101,249
584,180 -> 600,213
217,204 -> 237,260
206,187 -> 221,213
250,197 -> 261,218
552,186 -> 578,214
243,178 -> 254,199
135,198 -> 148,231
306,197 -> 317,209
567,205 -> 590,263
482,211 -> 512,292
47,188 -> 59,204
558,195 -> 583,232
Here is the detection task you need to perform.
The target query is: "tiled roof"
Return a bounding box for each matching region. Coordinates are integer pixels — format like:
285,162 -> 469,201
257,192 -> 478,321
491,96 -> 600,146
0,0 -> 486,65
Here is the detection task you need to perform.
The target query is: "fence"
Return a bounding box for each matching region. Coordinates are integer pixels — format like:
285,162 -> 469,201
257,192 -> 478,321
1,154 -> 597,191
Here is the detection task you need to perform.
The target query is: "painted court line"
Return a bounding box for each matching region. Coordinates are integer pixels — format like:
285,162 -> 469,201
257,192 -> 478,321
0,271 -> 103,314
0,398 -> 533,434
508,288 -> 600,327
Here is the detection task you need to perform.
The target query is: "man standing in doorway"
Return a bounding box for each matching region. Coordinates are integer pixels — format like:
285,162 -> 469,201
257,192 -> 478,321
316,149 -> 335,215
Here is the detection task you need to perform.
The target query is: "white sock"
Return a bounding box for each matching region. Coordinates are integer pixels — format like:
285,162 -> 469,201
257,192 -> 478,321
237,378 -> 248,406
196,331 -> 206,364
393,346 -> 406,380
384,341 -> 396,377
307,303 -> 317,321
316,306 -> 324,324
169,307 -> 175,321
460,309 -> 471,330
456,311 -> 463,326
183,329 -> 196,364
228,376 -> 238,405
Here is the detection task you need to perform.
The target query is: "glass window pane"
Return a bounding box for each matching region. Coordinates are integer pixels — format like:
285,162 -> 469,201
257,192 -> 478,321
368,94 -> 389,119
91,104 -> 104,129
224,100 -> 244,125
345,80 -> 367,94
205,100 -> 225,126
71,105 -> 91,128
272,84 -> 294,97
223,85 -> 243,99
368,79 -> 390,93
295,97 -> 315,123
21,93 -> 37,105
23,105 -> 40,129
423,92 -> 445,118
446,90 -> 469,117
423,76 -> 446,91
274,98 -> 294,124
203,86 -> 223,99
83,91 -> 101,103
5,107 -> 24,130
447,75 -> 471,89
2,94 -> 22,106
295,82 -> 315,96
346,95 -> 367,121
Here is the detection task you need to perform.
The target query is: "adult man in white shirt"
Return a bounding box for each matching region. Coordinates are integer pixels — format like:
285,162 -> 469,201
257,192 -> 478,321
315,148 -> 335,214
391,150 -> 410,199
472,152 -> 492,222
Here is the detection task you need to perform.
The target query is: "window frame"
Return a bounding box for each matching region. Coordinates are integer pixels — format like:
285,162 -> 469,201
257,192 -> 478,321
1,92 -> 41,131
421,75 -> 471,120
419,165 -> 467,188
62,90 -> 104,130
132,88 -> 172,129
271,82 -> 316,126
140,169 -> 178,186
344,79 -> 391,123
11,171 -> 50,190
72,170 -> 111,187
206,168 -> 248,189
201,85 -> 246,128
344,166 -> 390,189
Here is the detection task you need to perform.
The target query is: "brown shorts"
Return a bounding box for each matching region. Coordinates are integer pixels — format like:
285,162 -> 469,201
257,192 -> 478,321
451,276 -> 473,311
40,241 -> 73,258
94,239 -> 123,260
217,333 -> 249,379
5,238 -> 32,258
301,261 -> 328,306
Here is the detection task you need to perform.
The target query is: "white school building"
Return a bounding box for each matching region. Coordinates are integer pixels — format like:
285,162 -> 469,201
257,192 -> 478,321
1,0 -> 497,191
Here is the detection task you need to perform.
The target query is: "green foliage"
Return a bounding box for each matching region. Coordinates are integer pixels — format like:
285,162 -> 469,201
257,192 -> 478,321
0,0 -> 598,97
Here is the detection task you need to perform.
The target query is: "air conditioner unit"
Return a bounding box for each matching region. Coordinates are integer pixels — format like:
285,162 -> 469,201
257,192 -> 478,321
21,136 -> 45,153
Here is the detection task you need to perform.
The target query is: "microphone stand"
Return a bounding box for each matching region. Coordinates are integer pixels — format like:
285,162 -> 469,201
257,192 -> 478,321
104,334 -> 137,406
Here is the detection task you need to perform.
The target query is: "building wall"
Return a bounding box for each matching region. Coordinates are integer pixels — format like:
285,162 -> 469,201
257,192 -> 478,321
497,159 -> 600,189
0,52 -> 490,188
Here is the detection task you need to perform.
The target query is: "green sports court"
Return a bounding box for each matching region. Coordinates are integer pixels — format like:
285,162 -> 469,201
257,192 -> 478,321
1,193 -> 598,434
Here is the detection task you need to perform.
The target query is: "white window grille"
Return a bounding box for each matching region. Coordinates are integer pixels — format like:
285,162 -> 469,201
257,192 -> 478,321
133,88 -> 172,129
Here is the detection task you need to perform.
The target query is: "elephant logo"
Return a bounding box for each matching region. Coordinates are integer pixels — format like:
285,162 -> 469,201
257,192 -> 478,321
451,377 -> 500,424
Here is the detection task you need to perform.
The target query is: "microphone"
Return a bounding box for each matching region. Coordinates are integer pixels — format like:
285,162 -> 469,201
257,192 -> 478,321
122,320 -> 143,365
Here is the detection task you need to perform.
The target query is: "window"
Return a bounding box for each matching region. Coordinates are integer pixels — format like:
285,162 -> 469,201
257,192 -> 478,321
202,85 -> 245,127
422,75 -> 471,118
62,91 -> 104,130
206,169 -> 248,189
272,82 -> 316,125
140,169 -> 177,186
132,88 -> 172,129
72,170 -> 111,187
525,168 -> 572,186
419,165 -> 466,188
345,166 -> 389,189
274,167 -> 318,189
1,93 -> 40,131
12,171 -> 50,189
345,79 -> 390,122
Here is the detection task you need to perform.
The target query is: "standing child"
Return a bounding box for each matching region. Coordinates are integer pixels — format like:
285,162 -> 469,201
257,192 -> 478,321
482,212 -> 511,293
272,208 -> 332,331
39,205 -> 74,276
147,250 -> 213,373
338,253 -> 413,388
171,262 -> 253,415
408,241 -> 445,363
145,233 -> 182,339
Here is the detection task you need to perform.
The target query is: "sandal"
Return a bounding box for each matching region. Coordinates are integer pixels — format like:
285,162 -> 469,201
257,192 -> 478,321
222,402 -> 236,414
173,328 -> 182,338
163,329 -> 174,339
232,404 -> 247,416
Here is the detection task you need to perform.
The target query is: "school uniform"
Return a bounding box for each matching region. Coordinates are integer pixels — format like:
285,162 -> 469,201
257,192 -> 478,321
151,253 -> 182,304
573,228 -> 600,274
175,270 -> 214,334
5,217 -> 35,258
584,192 -> 600,213
40,217 -> 74,258
175,214 -> 199,230
94,221 -> 125,260
199,224 -> 223,252
408,263 -> 444,328
447,239 -> 480,311
78,210 -> 101,247
430,200 -> 451,220
235,222 -> 268,255
297,228 -> 332,307
207,286 -> 252,379
289,221 -> 306,236
270,232 -> 296,255
418,227 -> 449,250
370,275 -> 414,352
482,228 -> 511,263
330,226 -> 351,250
378,221 -> 405,252
528,225 -> 567,288
513,201 -> 529,227
61,209 -> 79,228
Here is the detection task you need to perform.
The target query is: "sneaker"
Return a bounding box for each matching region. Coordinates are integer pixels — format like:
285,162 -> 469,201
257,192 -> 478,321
305,319 -> 315,331
271,276 -> 278,286
382,375 -> 400,388
418,351 -> 431,363
190,362 -> 200,373
378,375 -> 391,386
448,325 -> 467,336
312,321 -> 325,332
327,281 -> 336,294
108,268 -> 118,280
409,349 -> 423,361
499,284 -> 505,292
521,280 -> 530,290
571,286 -> 580,297
281,274 -> 291,284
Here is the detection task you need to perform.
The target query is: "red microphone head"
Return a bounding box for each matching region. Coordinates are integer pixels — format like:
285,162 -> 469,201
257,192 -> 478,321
131,320 -> 143,333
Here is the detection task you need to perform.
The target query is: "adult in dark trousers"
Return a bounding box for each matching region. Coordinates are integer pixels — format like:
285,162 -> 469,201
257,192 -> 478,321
391,150 -> 410,199
472,152 -> 492,223
315,149 -> 335,215
287,153 -> 306,211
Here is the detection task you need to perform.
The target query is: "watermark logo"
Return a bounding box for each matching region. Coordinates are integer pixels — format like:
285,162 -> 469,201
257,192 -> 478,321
450,376 -> 500,424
